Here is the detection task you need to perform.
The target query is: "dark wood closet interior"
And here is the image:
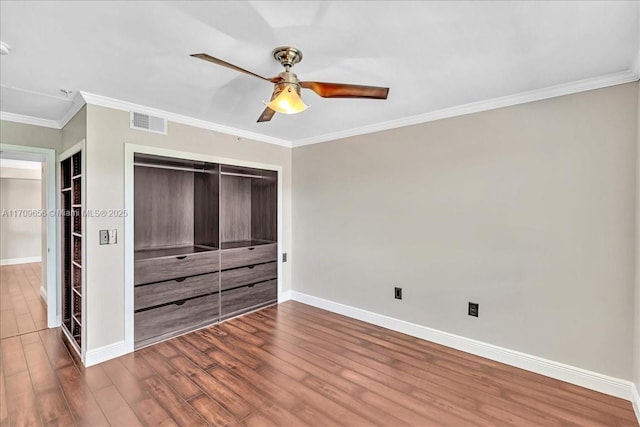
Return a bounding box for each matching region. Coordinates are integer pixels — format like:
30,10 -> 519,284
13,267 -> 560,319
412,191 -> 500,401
133,153 -> 277,348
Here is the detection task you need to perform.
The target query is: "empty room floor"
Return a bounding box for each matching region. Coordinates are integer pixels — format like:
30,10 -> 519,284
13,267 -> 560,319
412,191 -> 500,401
0,263 -> 47,339
0,301 -> 637,426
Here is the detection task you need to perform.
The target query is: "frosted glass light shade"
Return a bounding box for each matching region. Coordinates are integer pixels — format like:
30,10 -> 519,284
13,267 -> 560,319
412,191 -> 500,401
266,83 -> 308,114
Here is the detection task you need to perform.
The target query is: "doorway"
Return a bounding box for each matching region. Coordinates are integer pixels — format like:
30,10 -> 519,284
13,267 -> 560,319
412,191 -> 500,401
0,144 -> 58,333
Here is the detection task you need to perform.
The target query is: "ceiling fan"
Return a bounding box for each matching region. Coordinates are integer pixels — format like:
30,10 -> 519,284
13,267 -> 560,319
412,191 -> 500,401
191,47 -> 389,123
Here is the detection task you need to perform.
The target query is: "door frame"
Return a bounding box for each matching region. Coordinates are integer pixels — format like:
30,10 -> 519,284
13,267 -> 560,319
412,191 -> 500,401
0,143 -> 59,328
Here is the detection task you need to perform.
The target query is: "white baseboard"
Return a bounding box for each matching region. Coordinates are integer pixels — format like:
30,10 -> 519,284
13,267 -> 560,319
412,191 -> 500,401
39,285 -> 46,301
290,291 -> 636,402
0,256 -> 42,266
85,340 -> 128,367
279,290 -> 292,302
632,383 -> 640,422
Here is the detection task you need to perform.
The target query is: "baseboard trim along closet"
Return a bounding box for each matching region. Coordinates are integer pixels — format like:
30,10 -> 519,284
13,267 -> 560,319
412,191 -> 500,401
289,290 -> 636,403
0,256 -> 42,266
85,340 -> 128,367
632,383 -> 640,423
279,290 -> 293,302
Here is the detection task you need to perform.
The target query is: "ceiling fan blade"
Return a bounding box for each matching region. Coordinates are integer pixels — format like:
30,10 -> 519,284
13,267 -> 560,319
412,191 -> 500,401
257,106 -> 276,123
299,81 -> 389,99
191,53 -> 281,83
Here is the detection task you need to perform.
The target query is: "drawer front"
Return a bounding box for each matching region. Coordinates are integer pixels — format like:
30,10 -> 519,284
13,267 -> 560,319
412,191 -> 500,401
135,293 -> 219,343
221,262 -> 277,292
220,243 -> 277,270
221,279 -> 277,319
135,272 -> 219,311
135,251 -> 219,285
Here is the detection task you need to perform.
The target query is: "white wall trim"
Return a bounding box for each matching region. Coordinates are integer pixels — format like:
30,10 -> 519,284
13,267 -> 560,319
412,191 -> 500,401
632,383 -> 640,424
0,111 -> 60,129
0,256 -> 42,266
290,291 -> 636,402
292,69 -> 640,147
279,290 -> 292,303
85,340 -> 128,367
81,92 -> 292,148
4,71 -> 637,150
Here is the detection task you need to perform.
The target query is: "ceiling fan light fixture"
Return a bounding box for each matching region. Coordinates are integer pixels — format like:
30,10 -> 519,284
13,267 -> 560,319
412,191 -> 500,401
266,83 -> 308,114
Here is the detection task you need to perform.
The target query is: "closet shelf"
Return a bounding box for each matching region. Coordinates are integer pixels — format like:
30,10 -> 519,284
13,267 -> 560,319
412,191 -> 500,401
220,240 -> 276,250
135,245 -> 218,261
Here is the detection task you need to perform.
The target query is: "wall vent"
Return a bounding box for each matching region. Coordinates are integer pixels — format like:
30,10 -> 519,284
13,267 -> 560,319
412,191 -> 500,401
130,111 -> 167,135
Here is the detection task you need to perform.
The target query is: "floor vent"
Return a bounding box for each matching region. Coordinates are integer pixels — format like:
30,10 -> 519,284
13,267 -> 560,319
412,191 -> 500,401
130,112 -> 167,135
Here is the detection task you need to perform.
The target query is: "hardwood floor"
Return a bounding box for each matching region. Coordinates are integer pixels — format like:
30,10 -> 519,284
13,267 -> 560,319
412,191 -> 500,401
0,263 -> 47,339
1,301 -> 637,426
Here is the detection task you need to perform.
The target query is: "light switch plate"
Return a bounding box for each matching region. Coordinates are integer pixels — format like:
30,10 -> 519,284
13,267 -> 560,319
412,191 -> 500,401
109,229 -> 117,244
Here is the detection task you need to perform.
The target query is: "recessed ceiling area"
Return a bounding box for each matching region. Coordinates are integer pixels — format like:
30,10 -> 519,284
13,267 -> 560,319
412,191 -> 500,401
0,1 -> 638,146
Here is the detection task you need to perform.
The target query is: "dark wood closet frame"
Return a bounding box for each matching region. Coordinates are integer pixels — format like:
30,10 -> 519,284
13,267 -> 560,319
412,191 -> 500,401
132,152 -> 279,348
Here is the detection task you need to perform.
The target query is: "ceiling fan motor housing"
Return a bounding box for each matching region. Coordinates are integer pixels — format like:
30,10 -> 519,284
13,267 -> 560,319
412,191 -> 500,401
272,46 -> 303,69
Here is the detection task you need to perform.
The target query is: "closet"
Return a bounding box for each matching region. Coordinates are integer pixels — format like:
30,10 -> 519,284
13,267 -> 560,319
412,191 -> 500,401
133,154 -> 277,348
60,149 -> 84,356
219,165 -> 278,319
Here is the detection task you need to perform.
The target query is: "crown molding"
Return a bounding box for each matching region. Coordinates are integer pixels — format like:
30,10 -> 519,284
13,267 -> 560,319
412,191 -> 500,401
57,92 -> 86,128
80,92 -> 292,148
292,69 -> 640,147
0,111 -> 60,129
3,68 -> 638,147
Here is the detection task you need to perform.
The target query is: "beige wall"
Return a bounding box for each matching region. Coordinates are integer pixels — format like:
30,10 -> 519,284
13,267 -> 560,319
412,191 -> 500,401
84,104 -> 292,350
293,83 -> 637,380
0,172 -> 42,261
0,120 -> 61,151
61,106 -> 86,152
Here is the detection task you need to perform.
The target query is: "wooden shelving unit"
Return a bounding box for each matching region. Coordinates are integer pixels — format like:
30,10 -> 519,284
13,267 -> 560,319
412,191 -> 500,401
61,150 -> 83,353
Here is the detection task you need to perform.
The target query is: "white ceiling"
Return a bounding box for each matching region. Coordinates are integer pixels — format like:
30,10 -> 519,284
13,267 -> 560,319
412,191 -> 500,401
1,1 -> 639,147
0,158 -> 41,170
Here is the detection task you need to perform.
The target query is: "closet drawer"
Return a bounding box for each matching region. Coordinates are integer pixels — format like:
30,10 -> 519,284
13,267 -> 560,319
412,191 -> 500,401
135,293 -> 219,343
220,279 -> 277,319
221,262 -> 277,292
135,272 -> 219,311
135,251 -> 219,285
220,243 -> 277,270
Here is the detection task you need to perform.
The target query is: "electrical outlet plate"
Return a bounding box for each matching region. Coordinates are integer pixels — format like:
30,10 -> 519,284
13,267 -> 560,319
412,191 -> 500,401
468,302 -> 479,317
99,230 -> 109,245
282,253 -> 287,262
394,287 -> 402,300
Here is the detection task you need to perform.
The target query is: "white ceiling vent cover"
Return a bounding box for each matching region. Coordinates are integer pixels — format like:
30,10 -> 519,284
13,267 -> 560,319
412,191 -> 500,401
130,111 -> 167,135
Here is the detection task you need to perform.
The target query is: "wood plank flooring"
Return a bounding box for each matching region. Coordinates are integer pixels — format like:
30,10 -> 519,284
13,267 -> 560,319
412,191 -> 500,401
1,299 -> 638,426
0,263 -> 47,339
